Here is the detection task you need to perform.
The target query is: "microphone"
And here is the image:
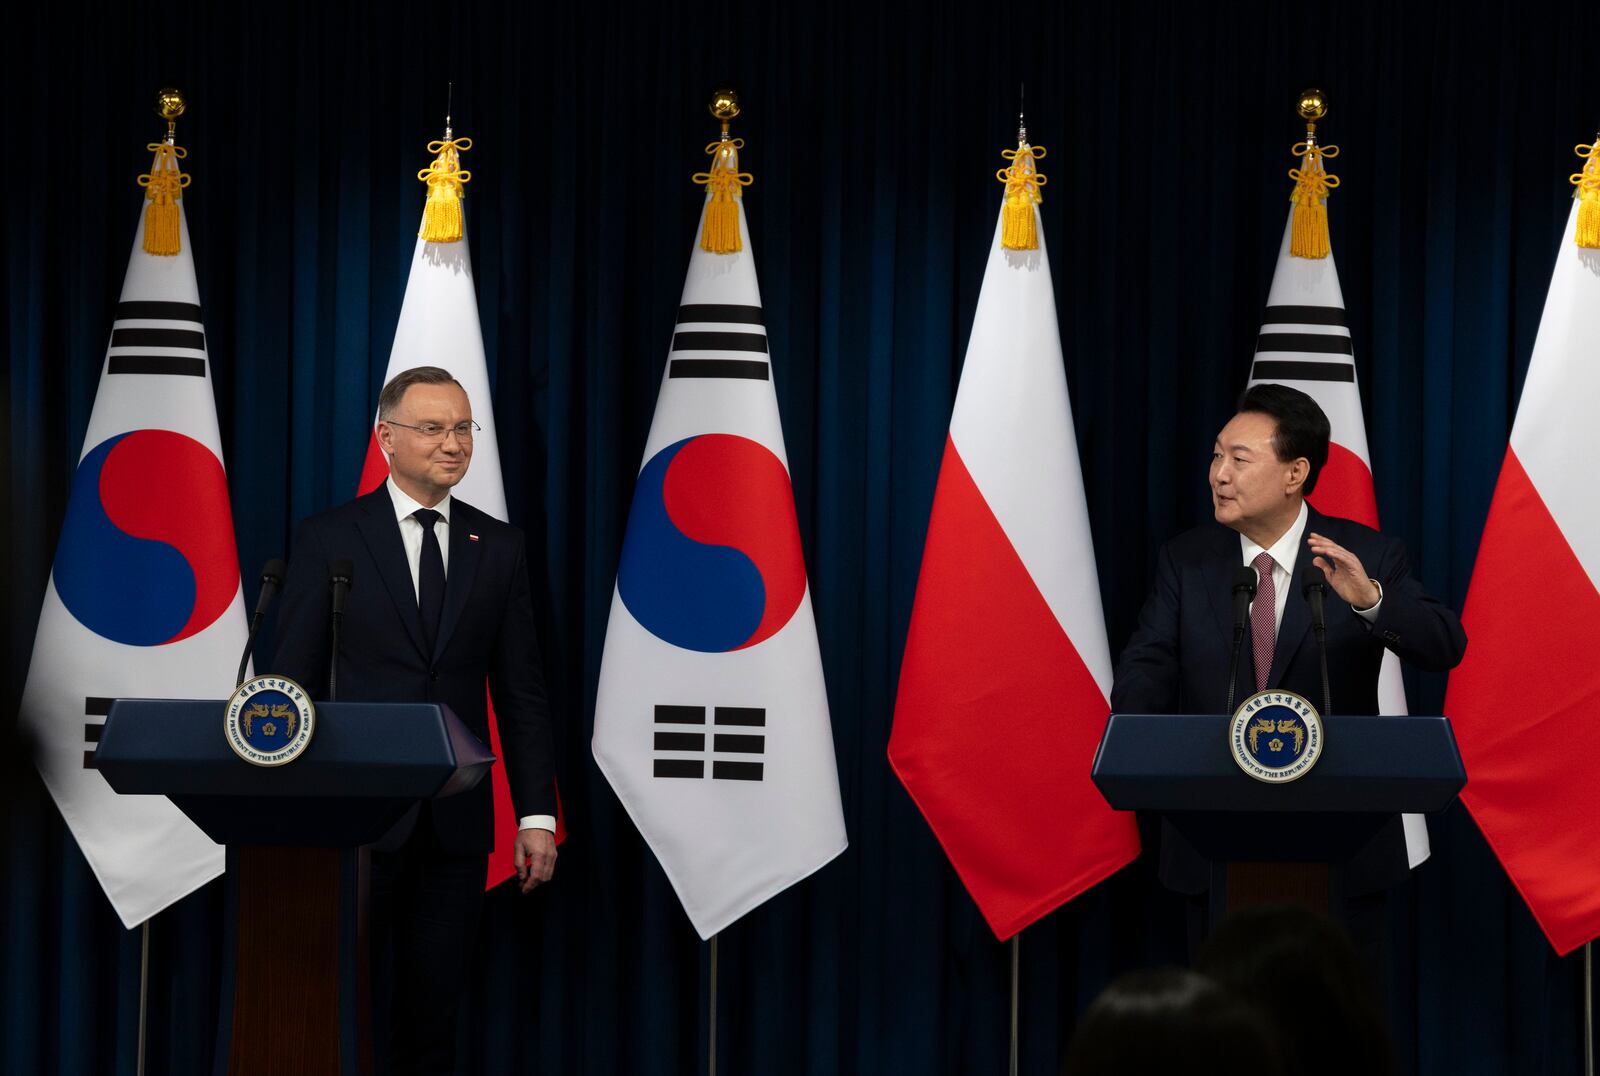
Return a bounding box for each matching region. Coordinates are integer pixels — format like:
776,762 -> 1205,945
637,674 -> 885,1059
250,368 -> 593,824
330,559 -> 354,617
236,558 -> 287,689
329,560 -> 354,701
1303,578 -> 1333,716
1224,565 -> 1258,715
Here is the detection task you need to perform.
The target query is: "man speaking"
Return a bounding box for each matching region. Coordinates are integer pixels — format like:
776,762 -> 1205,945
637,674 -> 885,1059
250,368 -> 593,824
1111,384 -> 1466,898
273,366 -> 557,1074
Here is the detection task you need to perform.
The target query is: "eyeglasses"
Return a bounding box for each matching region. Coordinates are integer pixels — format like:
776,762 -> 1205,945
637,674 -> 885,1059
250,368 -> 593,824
385,419 -> 481,444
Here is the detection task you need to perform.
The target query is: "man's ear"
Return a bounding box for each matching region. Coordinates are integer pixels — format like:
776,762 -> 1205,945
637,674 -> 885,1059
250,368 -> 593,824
376,420 -> 394,455
1285,456 -> 1310,496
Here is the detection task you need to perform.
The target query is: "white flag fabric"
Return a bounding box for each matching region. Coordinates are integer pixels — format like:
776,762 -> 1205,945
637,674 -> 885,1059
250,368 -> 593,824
20,186 -> 238,927
592,197 -> 847,939
1247,216 -> 1429,867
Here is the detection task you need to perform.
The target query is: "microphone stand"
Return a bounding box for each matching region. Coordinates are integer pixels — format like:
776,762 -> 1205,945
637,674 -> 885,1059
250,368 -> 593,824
1225,567 -> 1258,714
329,561 -> 353,702
1303,579 -> 1333,716
236,559 -> 286,689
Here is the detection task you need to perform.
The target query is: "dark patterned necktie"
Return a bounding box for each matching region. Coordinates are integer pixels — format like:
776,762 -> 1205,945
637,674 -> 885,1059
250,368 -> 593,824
413,508 -> 445,654
1251,550 -> 1276,692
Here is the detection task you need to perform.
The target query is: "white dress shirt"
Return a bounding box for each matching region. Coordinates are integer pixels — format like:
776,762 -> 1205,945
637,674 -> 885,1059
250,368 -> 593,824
385,478 -> 555,836
386,476 -> 452,596
1238,500 -> 1381,630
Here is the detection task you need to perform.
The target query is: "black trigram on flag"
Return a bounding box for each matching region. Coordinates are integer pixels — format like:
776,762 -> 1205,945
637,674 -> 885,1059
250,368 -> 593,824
652,704 -> 766,780
105,301 -> 209,378
1249,304 -> 1354,383
667,304 -> 770,381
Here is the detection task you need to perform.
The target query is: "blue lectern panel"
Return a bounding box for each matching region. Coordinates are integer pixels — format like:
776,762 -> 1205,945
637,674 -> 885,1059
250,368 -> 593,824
94,700 -> 495,846
1091,713 -> 1466,813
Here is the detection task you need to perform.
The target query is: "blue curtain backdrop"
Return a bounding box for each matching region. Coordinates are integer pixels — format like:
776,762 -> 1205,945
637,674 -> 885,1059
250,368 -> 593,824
6,1 -> 1597,1073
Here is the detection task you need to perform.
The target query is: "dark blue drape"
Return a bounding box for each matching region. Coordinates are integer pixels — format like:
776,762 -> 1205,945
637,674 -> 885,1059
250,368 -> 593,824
7,1 -> 1597,1073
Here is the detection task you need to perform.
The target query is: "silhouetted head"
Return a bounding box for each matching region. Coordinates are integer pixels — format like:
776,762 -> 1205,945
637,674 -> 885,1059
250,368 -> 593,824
1062,967 -> 1282,1076
1198,905 -> 1393,1076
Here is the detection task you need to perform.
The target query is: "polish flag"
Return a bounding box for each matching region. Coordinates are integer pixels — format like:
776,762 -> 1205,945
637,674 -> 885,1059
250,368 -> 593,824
888,140 -> 1139,940
1445,193 -> 1600,955
359,174 -> 564,891
1247,211 -> 1430,867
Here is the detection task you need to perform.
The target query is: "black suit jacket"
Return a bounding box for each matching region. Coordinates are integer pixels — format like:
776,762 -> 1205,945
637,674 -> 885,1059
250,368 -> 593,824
1110,507 -> 1467,892
271,488 -> 555,855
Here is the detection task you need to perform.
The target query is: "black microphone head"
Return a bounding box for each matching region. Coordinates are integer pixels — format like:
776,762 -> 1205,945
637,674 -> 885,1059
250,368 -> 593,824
1233,565 -> 1259,596
261,558 -> 287,587
331,559 -> 354,586
1302,577 -> 1327,600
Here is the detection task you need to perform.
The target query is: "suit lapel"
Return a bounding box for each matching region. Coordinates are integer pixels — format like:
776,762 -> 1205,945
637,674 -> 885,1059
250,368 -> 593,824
355,491 -> 430,661
434,500 -> 482,661
1270,508 -> 1317,688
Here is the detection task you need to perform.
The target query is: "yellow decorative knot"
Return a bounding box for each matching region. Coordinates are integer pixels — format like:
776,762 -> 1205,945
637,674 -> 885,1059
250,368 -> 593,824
1288,141 -> 1340,259
417,136 -> 472,243
1572,141 -> 1600,250
137,142 -> 190,256
996,143 -> 1048,250
693,138 -> 753,254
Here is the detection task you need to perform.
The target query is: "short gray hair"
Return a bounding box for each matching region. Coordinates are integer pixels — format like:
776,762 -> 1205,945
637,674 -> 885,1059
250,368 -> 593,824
377,366 -> 461,419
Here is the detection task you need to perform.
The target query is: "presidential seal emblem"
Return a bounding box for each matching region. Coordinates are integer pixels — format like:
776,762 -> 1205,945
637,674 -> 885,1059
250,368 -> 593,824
225,675 -> 315,766
1229,690 -> 1323,784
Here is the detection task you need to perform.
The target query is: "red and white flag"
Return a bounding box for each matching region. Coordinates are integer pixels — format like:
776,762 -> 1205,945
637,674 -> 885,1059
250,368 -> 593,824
1247,198 -> 1430,867
1445,175 -> 1600,954
358,134 -> 563,889
888,137 -> 1139,940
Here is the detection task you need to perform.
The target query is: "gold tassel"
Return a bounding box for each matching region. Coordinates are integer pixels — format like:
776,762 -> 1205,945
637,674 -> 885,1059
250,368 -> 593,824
693,138 -> 753,254
1288,138 -> 1340,259
1573,140 -> 1600,249
996,143 -> 1047,250
137,142 -> 190,256
417,136 -> 472,243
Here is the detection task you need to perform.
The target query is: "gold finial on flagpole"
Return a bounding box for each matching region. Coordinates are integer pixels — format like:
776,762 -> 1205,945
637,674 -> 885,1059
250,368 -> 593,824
139,88 -> 189,255
709,89 -> 741,137
1289,87 -> 1338,259
695,88 -> 752,254
154,88 -> 186,144
1297,88 -> 1328,131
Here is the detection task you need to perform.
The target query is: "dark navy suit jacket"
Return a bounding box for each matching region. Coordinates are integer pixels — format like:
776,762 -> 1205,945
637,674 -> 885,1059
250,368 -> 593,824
272,488 -> 555,855
1110,507 -> 1467,892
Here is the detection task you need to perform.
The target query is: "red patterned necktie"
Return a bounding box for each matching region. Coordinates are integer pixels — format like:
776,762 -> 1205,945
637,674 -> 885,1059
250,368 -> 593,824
1251,550 -> 1276,692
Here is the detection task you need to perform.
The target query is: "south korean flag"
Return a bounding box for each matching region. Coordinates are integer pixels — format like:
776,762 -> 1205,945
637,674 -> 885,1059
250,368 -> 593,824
593,161 -> 847,939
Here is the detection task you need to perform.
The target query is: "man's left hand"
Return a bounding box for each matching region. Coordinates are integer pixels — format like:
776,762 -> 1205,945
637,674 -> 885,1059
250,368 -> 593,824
1307,532 -> 1381,610
515,828 -> 557,894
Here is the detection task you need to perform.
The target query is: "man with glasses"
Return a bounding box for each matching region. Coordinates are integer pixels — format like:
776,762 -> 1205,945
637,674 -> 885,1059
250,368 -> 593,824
272,365 -> 556,1075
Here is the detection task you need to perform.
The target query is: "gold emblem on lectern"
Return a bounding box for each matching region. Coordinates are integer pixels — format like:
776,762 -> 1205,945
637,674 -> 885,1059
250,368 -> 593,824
1230,691 -> 1324,784
225,676 -> 315,767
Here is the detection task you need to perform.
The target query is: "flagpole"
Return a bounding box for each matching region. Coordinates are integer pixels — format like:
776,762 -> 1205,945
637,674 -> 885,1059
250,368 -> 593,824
1585,941 -> 1594,1076
708,933 -> 719,1076
1009,933 -> 1020,1076
137,919 -> 151,1076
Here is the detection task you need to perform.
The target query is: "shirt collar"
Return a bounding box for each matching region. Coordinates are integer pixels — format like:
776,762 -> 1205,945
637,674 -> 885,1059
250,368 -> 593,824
386,475 -> 452,525
1239,500 -> 1308,575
